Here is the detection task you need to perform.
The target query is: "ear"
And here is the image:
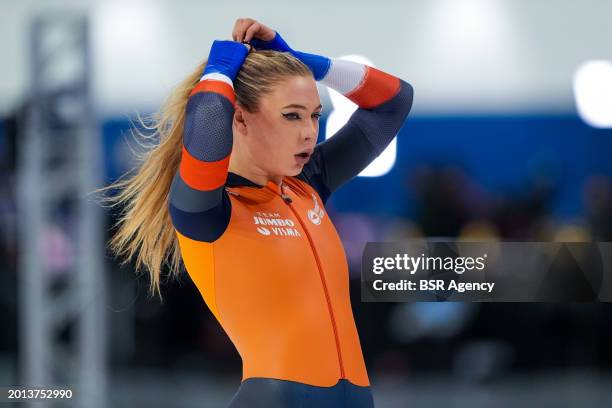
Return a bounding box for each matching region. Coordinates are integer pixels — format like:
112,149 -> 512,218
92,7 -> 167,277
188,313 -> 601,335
233,105 -> 248,135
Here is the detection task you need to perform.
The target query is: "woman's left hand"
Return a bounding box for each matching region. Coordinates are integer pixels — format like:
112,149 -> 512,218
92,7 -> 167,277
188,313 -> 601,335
232,18 -> 276,43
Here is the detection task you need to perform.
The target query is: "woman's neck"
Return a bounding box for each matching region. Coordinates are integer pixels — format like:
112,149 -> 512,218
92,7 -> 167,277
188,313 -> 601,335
228,156 -> 282,187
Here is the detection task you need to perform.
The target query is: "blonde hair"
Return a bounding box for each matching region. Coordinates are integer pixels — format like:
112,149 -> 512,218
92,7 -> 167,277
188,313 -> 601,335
97,50 -> 311,299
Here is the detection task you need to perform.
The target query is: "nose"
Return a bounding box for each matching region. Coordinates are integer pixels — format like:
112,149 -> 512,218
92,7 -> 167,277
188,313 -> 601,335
302,119 -> 318,142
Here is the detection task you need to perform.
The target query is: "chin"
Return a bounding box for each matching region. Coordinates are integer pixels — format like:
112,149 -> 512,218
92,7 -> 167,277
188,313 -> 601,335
286,165 -> 303,177
281,166 -> 302,177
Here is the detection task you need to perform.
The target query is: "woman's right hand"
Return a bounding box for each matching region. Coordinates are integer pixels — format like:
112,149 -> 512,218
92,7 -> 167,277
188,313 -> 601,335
230,18 -> 329,81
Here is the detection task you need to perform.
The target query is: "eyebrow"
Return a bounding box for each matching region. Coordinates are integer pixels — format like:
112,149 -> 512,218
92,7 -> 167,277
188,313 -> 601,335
281,104 -> 323,110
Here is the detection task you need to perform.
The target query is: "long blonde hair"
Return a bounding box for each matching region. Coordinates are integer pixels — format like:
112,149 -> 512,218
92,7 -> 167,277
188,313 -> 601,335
98,50 -> 311,299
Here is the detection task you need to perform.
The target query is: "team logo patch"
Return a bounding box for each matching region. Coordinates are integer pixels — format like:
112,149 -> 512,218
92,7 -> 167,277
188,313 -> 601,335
307,194 -> 325,225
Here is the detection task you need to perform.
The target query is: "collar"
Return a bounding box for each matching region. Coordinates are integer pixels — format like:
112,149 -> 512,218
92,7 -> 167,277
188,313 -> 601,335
226,172 -> 265,188
226,172 -> 288,197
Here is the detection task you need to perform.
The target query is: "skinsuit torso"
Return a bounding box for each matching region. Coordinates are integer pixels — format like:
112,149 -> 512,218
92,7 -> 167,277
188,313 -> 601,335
168,33 -> 414,407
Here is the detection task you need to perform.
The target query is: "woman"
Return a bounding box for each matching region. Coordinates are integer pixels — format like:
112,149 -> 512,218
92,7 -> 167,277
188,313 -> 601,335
107,18 -> 413,408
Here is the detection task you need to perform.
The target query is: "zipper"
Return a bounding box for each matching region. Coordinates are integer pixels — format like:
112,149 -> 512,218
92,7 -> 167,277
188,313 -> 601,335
279,186 -> 346,379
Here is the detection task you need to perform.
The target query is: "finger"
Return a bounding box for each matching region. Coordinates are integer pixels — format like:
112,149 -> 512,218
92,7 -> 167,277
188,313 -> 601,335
233,18 -> 248,41
231,18 -> 243,41
244,22 -> 261,42
235,18 -> 253,42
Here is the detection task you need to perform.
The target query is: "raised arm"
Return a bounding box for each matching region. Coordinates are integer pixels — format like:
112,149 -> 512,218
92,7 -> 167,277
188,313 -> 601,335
168,40 -> 248,242
252,31 -> 414,203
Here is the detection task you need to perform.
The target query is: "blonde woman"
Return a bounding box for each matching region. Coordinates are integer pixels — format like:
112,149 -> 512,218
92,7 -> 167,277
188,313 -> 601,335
107,18 -> 413,407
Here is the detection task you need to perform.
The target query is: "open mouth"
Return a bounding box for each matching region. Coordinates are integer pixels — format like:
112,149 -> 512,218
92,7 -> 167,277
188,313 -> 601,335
295,148 -> 314,159
294,150 -> 312,165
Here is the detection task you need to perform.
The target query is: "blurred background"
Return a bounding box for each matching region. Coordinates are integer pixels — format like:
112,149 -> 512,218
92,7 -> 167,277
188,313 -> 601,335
2,0 -> 612,407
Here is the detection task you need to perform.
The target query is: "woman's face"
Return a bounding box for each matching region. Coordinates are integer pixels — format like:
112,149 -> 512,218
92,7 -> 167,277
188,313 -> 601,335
236,75 -> 322,178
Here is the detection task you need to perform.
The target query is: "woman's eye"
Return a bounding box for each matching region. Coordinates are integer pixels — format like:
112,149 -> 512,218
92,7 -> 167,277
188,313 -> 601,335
282,112 -> 322,121
282,112 -> 301,120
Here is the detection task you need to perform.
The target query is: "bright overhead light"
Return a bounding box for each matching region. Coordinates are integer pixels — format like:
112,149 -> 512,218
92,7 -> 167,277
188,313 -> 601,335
574,60 -> 612,128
